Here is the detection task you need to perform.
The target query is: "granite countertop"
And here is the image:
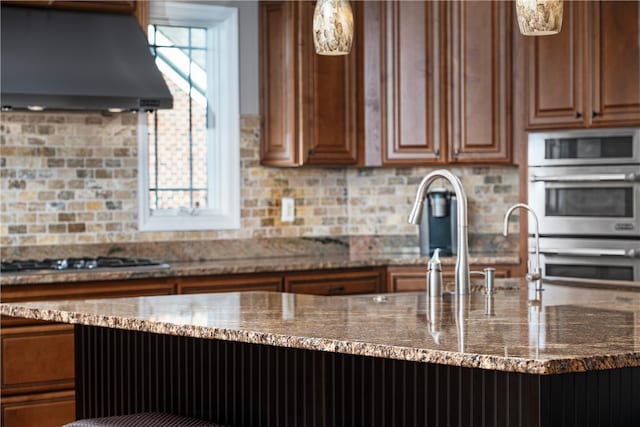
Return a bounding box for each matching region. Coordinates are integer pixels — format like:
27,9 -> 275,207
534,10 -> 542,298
2,280 -> 639,375
0,253 -> 519,286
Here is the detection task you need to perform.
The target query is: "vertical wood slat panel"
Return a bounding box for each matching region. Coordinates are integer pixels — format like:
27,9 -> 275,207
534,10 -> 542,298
75,325 -> 639,427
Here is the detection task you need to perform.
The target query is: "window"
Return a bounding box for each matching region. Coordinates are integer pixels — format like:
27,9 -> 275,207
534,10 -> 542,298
138,2 -> 239,231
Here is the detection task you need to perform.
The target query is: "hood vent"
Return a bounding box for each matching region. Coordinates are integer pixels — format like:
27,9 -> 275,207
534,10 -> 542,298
1,6 -> 173,111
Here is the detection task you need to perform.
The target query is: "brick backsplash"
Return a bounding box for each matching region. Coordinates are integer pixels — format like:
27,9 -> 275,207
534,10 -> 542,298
0,112 -> 520,255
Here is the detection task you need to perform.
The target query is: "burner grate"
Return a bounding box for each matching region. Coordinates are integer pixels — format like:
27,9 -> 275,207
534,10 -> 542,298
1,257 -> 167,273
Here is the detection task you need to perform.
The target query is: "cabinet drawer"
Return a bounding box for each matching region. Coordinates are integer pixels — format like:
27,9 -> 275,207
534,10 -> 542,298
387,266 -> 427,292
1,390 -> 75,427
285,269 -> 384,295
178,274 -> 283,294
1,324 -> 74,395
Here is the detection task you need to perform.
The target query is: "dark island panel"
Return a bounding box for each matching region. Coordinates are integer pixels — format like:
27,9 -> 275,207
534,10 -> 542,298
75,325 -> 639,427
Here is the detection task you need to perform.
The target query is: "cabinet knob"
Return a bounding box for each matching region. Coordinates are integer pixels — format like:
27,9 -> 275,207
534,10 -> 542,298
592,111 -> 599,118
454,148 -> 460,157
575,111 -> 582,119
435,148 -> 441,157
308,148 -> 316,156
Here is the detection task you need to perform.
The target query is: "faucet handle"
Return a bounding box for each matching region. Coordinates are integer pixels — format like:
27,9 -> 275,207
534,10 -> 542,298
525,259 -> 542,282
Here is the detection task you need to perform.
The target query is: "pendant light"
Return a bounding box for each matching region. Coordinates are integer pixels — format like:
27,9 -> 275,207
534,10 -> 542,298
516,0 -> 563,36
313,0 -> 353,55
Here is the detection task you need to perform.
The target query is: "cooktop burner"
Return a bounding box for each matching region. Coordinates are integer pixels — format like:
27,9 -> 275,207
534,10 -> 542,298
0,257 -> 169,273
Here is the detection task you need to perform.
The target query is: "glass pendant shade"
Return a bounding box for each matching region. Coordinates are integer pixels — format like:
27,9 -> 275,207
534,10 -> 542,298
516,0 -> 563,36
313,0 -> 353,55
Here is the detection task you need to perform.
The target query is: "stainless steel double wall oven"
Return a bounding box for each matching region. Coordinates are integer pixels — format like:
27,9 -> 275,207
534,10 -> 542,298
528,128 -> 640,284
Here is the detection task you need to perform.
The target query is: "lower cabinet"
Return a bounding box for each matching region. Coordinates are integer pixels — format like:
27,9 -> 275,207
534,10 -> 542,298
1,323 -> 74,396
284,268 -> 386,295
178,273 -> 283,294
1,390 -> 75,427
386,264 -> 514,292
0,278 -> 177,427
177,268 -> 386,296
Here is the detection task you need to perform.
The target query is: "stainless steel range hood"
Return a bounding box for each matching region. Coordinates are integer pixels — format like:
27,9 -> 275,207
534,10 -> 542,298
1,6 -> 173,112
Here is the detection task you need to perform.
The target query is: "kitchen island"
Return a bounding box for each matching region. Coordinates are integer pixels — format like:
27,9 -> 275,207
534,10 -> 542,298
1,282 -> 639,427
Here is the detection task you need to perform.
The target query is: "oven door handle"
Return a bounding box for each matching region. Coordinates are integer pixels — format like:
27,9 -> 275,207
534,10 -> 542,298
530,173 -> 639,183
540,248 -> 640,258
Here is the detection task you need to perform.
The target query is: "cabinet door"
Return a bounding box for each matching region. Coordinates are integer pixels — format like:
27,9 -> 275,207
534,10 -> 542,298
285,269 -> 384,295
299,2 -> 360,165
1,390 -> 75,427
448,0 -> 512,163
590,0 -> 640,126
383,1 -> 445,165
1,325 -> 74,396
178,274 -> 283,294
259,1 -> 301,166
525,0 -> 586,129
259,1 -> 360,167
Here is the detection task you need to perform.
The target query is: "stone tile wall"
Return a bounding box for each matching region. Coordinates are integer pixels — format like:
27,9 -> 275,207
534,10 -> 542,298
0,112 -> 520,257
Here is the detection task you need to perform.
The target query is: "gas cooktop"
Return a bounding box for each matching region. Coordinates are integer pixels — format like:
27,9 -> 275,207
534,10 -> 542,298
0,257 -> 169,273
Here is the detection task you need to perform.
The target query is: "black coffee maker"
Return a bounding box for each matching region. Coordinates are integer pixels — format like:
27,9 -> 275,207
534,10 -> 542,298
419,189 -> 457,257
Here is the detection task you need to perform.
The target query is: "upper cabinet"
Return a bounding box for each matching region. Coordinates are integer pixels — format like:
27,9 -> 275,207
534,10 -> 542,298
260,0 -> 515,167
446,0 -> 512,163
381,1 -> 446,165
525,0 -> 640,130
590,1 -> 640,126
260,1 -> 361,167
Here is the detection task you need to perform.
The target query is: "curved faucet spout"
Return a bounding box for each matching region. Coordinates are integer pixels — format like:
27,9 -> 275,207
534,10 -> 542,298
503,203 -> 542,288
408,169 -> 470,295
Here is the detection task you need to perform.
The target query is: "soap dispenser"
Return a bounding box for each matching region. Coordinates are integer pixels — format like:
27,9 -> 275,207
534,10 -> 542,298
427,248 -> 443,297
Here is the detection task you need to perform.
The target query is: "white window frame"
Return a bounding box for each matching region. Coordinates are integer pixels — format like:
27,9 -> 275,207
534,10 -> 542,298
138,1 -> 240,231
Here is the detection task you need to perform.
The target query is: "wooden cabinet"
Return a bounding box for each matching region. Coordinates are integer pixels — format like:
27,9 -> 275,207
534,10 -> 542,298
525,0 -> 586,128
259,1 -> 299,166
259,0 -> 513,167
0,278 -> 176,427
446,0 -> 512,163
284,268 -> 385,295
381,0 -> 512,165
525,0 -> 640,129
382,0 -> 512,165
1,390 -> 75,427
590,1 -> 640,126
382,1 -> 445,165
1,324 -> 74,396
178,274 -> 283,294
386,264 -> 514,293
259,0 -> 361,167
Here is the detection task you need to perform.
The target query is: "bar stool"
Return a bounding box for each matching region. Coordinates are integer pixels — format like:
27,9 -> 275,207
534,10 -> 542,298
64,412 -> 227,427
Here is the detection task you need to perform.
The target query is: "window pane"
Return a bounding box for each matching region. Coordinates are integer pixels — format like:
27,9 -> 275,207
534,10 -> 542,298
191,50 -> 207,79
192,190 -> 207,208
156,25 -> 189,47
148,25 -> 210,212
156,190 -> 191,209
192,101 -> 208,190
191,28 -> 206,48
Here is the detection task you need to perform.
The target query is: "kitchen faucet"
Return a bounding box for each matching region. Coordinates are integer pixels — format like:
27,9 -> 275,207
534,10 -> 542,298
503,203 -> 542,290
408,170 -> 470,295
